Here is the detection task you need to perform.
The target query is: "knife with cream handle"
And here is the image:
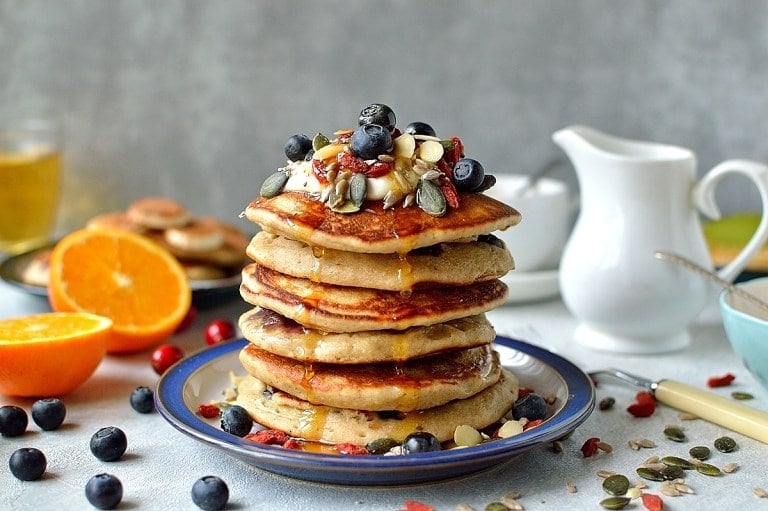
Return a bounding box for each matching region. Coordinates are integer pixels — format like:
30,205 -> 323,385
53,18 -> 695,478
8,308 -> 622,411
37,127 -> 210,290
590,368 -> 768,444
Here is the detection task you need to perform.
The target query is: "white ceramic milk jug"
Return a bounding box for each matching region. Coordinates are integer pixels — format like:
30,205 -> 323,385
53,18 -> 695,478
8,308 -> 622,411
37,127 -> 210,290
553,125 -> 768,353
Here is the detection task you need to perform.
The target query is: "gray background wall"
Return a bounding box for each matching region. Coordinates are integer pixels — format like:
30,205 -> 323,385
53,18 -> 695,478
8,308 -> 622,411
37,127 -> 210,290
2,0 -> 767,235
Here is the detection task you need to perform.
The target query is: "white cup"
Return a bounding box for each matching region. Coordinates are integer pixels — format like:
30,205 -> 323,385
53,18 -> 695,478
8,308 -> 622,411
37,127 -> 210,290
486,174 -> 573,273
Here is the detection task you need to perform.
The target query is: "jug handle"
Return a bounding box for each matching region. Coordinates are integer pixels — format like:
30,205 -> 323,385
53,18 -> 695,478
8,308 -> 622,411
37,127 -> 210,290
693,159 -> 768,282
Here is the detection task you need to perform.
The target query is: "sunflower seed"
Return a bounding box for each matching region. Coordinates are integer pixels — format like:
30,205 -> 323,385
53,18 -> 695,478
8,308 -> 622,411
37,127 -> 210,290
566,481 -> 577,493
596,470 -> 617,479
754,487 -> 768,498
722,462 -> 739,473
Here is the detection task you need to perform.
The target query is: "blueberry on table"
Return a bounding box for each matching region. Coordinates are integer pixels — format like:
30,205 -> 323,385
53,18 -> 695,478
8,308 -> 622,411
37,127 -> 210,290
402,432 -> 442,454
452,158 -> 486,192
404,121 -> 436,137
31,398 -> 66,430
85,473 -> 123,510
191,475 -> 230,511
358,103 -> 396,131
511,393 -> 548,421
8,447 -> 47,481
129,386 -> 155,414
284,134 -> 313,161
220,405 -> 253,437
90,426 -> 128,461
0,405 -> 28,437
350,124 -> 394,160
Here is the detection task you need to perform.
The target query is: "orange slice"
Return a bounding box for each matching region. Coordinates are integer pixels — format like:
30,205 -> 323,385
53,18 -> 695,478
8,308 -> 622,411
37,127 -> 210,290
48,228 -> 192,353
0,312 -> 112,397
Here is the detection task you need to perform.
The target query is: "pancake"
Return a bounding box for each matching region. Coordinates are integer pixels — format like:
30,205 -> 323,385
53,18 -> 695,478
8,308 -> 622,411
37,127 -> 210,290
247,231 -> 513,291
238,308 -> 496,364
239,343 -> 500,412
244,191 -> 521,254
240,263 -> 509,332
234,369 -> 519,445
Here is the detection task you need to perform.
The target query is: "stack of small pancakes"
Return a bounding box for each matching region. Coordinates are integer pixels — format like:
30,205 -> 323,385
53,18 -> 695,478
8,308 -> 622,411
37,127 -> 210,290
236,114 -> 522,448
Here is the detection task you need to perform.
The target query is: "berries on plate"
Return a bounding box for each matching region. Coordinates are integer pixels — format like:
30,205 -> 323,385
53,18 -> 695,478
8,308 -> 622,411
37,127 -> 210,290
90,426 -> 128,462
31,398 -> 67,431
191,475 -> 230,511
404,121 -> 436,137
151,344 -> 184,375
452,158 -> 486,192
284,134 -> 313,162
358,103 -> 396,131
129,386 -> 155,414
85,473 -> 123,510
0,405 -> 28,437
402,432 -> 442,454
350,124 -> 393,160
9,447 -> 47,481
220,405 -> 253,437
204,318 -> 237,346
511,392 -> 548,421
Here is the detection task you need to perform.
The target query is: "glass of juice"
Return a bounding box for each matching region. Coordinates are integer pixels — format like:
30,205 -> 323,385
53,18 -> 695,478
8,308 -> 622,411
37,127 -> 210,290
0,119 -> 62,255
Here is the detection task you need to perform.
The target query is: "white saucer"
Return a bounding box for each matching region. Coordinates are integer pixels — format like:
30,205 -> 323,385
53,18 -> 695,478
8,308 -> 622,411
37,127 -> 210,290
501,269 -> 560,303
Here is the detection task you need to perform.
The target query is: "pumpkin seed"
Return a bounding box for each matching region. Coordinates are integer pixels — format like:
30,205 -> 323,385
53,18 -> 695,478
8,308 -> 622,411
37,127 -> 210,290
714,435 -> 737,453
661,465 -> 686,480
602,474 -> 630,496
416,179 -> 447,217
688,445 -> 711,461
636,466 -> 665,481
365,437 -> 398,455
599,496 -> 631,510
663,425 -> 686,442
598,397 -> 615,411
312,132 -> 330,152
348,173 -> 367,207
484,503 -> 508,511
661,455 -> 694,469
695,462 -> 721,476
260,171 -> 289,198
731,391 -> 754,400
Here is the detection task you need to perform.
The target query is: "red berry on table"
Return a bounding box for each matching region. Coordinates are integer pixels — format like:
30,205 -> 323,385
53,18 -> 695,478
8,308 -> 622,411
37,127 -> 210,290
175,305 -> 198,333
151,344 -> 184,375
204,319 -> 236,346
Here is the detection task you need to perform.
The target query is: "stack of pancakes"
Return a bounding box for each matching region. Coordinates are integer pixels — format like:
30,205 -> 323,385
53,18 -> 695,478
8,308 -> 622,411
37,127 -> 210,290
236,189 -> 522,447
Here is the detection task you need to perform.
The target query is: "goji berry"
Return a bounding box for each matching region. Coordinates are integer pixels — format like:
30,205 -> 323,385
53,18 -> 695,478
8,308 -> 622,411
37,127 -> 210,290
335,443 -> 369,455
523,419 -> 543,431
399,500 -> 436,511
627,401 -> 656,417
196,403 -> 220,418
517,387 -> 535,398
282,438 -> 303,450
338,151 -> 369,174
443,136 -> 464,168
311,158 -> 329,184
365,161 -> 392,178
707,372 -> 736,388
635,391 -> 655,405
244,429 -> 288,446
641,492 -> 664,511
438,176 -> 460,209
580,437 -> 601,457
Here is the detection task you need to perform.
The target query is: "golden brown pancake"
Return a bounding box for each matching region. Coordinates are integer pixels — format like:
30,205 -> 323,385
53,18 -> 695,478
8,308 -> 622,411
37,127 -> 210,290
239,344 -> 501,411
244,191 -> 521,254
247,231 -> 513,291
238,307 -> 496,364
240,263 -> 509,332
235,369 -> 519,445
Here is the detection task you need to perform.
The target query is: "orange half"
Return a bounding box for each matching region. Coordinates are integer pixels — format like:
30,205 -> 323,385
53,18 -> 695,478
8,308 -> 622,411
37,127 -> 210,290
48,228 -> 192,353
0,312 -> 112,397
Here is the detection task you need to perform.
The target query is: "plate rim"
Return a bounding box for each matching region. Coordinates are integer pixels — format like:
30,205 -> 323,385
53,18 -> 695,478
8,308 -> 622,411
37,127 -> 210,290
155,336 -> 595,481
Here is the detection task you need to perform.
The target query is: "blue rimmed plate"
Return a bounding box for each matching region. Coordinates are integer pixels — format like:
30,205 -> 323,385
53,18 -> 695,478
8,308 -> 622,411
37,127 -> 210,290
155,336 -> 594,486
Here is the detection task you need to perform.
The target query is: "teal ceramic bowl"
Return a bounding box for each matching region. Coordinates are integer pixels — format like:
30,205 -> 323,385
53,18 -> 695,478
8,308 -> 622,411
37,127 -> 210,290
719,277 -> 768,390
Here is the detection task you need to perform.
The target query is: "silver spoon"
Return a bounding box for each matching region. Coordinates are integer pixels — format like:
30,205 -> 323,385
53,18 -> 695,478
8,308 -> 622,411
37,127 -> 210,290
653,250 -> 768,313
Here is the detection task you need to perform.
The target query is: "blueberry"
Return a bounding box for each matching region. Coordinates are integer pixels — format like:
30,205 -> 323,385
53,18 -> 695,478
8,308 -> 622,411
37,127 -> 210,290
511,393 -> 548,421
8,447 -> 46,481
191,475 -> 229,511
31,398 -> 66,431
452,158 -> 486,192
85,473 -> 123,510
350,124 -> 393,160
284,134 -> 313,161
477,233 -> 505,249
0,405 -> 28,437
404,121 -> 436,137
402,431 -> 442,454
90,426 -> 127,462
129,386 -> 155,414
358,103 -> 396,131
220,405 -> 253,437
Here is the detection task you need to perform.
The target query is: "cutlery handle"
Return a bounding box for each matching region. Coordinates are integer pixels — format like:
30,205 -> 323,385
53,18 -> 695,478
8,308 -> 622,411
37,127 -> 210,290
655,379 -> 768,444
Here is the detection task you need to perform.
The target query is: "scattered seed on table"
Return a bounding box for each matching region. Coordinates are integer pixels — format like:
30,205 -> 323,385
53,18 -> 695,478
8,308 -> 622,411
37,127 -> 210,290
675,482 -> 695,494
754,487 -> 768,498
550,440 -> 564,454
689,445 -> 711,461
661,455 -> 694,469
731,391 -> 754,400
626,487 -> 642,500
599,496 -> 631,509
597,441 -> 613,453
722,462 -> 739,473
602,474 -> 630,496
566,481 -> 577,494
714,435 -> 737,453
663,425 -> 686,442
484,502 -> 508,511
599,397 -> 616,411
660,481 -> 682,497
661,465 -> 686,480
637,466 -> 665,481
499,496 -> 523,510
643,455 -> 661,465
597,469 -> 617,478
457,504 -> 477,511
678,411 -> 699,420
695,462 -> 722,476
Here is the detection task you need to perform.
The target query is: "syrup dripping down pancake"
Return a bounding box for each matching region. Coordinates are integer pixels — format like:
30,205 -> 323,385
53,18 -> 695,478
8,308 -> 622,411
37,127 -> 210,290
238,307 -> 496,364
244,192 -> 521,254
239,263 -> 509,332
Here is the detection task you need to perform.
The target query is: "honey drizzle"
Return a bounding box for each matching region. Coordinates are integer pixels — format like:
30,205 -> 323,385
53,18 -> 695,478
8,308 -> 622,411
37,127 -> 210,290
308,246 -> 325,282
297,406 -> 329,442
